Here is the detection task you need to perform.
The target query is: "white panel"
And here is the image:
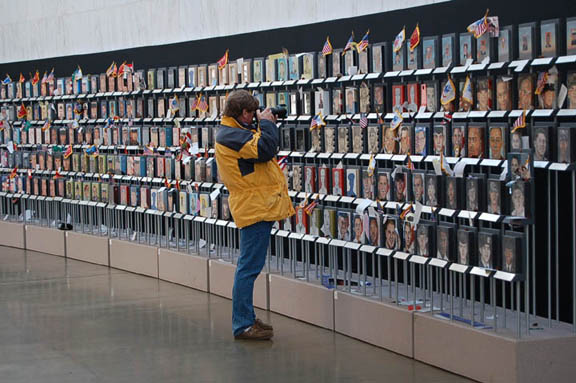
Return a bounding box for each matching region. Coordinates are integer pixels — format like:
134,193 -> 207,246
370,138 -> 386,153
0,0 -> 449,63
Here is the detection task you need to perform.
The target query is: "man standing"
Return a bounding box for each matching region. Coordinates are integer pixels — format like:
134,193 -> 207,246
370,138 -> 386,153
215,90 -> 294,340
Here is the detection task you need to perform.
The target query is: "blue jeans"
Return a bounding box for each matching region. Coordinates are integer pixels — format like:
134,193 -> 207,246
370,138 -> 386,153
232,221 -> 273,335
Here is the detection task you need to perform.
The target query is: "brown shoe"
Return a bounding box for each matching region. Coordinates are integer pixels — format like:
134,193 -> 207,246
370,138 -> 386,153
234,326 -> 273,340
254,318 -> 273,331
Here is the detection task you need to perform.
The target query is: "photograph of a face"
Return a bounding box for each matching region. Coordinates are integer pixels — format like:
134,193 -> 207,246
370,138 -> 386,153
414,125 -> 428,156
277,58 -> 288,81
317,166 -> 330,195
457,229 -> 476,266
510,180 -> 528,217
476,34 -> 490,63
407,45 -> 419,70
498,27 -> 512,62
406,83 -> 419,112
398,124 -> 412,155
425,174 -> 440,207
425,82 -> 438,112
451,124 -> 466,157
304,166 -> 316,194
517,74 -> 534,110
436,225 -> 453,261
383,216 -> 400,250
338,126 -> 350,153
488,125 -> 506,160
320,208 -> 337,238
496,77 -> 512,111
332,50 -> 342,76
253,59 -> 263,82
416,224 -> 432,257
362,169 -> 375,200
372,44 -> 383,73
518,24 -> 534,60
324,126 -> 335,153
352,213 -> 365,244
467,124 -> 485,158
366,214 -> 381,247
540,20 -> 558,57
292,165 -> 303,192
423,37 -> 437,69
466,177 -> 481,211
377,171 -> 391,200
392,84 -> 405,112
567,18 -> 576,55
332,89 -> 343,114
367,125 -> 380,154
557,127 -> 573,163
532,126 -> 549,161
392,48 -> 404,71
459,33 -> 474,65
567,73 -> 576,109
487,179 -> 503,215
352,125 -> 365,153
337,211 -> 352,241
502,234 -> 522,273
476,78 -> 492,111
332,168 -> 344,196
294,206 -> 308,234
433,125 -> 447,156
393,171 -> 407,203
402,219 -> 415,253
441,35 -> 454,67
412,172 -> 425,203
383,126 -> 398,154
445,177 -> 459,210
478,231 -> 498,269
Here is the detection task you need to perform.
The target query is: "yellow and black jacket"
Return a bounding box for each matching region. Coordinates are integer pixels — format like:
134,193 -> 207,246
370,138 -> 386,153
215,116 -> 294,229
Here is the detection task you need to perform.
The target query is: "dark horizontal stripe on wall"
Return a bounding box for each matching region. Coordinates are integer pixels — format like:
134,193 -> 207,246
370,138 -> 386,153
1,0 -> 574,77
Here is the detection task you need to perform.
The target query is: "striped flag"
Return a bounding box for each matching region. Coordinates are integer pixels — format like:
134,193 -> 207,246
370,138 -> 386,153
342,32 -> 356,55
197,94 -> 209,113
85,145 -> 99,157
40,71 -> 48,84
164,177 -> 170,188
534,72 -> 549,95
310,113 -> 326,130
322,36 -> 333,56
303,195 -> 319,215
53,170 -> 64,179
41,120 -> 51,132
359,113 -> 368,129
106,62 -> 117,78
399,204 -> 413,220
356,30 -> 370,53
511,110 -> 527,133
467,10 -> 489,38
277,155 -> 289,170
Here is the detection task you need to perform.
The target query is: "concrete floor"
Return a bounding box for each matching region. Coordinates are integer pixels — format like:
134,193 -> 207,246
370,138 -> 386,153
0,245 -> 473,383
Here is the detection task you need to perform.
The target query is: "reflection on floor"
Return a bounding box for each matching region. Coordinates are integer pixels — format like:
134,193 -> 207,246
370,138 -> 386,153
0,246 -> 472,383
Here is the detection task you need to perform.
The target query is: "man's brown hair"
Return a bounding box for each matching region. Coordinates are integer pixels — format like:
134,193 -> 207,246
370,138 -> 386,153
223,90 -> 259,119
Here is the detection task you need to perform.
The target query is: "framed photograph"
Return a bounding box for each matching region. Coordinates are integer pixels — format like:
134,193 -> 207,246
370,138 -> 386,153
358,48 -> 369,74
433,124 -> 448,156
318,165 -> 331,195
351,213 -> 365,243
540,19 -> 560,57
265,57 -> 276,82
346,167 -> 360,197
406,82 -> 420,112
302,53 -> 316,79
295,126 -> 307,152
332,89 -> 343,114
557,125 -> 575,163
412,171 -> 426,203
459,32 -> 475,65
445,176 -> 461,210
567,72 -> 576,109
476,33 -> 492,63
451,122 -> 467,157
414,123 -> 429,156
475,77 -> 493,111
310,126 -> 322,152
392,84 -> 405,112
425,173 -> 441,207
467,123 -> 486,158
393,171 -> 408,203
253,58 -> 264,82
332,167 -> 345,196
509,180 -> 530,217
332,49 -> 343,76
392,45 -> 405,71
537,71 -> 558,110
371,43 -> 385,73
488,123 -> 507,160
377,171 -> 391,200
382,126 -> 398,154
517,74 -> 535,110
324,125 -> 336,153
532,124 -> 550,161
365,212 -> 382,247
344,50 -> 356,76
383,216 -> 400,250
416,223 -> 433,257
424,81 -> 438,112
321,208 -> 337,238
304,165 -> 316,194
359,82 -> 370,113
373,85 -> 385,113
317,52 -> 327,78
337,125 -> 350,153
436,224 -> 454,261
518,22 -> 537,60
352,125 -> 365,153
345,87 -> 358,114
292,164 -> 303,192
496,77 -> 513,111
337,210 -> 352,241
294,206 -> 308,234
361,168 -> 375,200
478,230 -> 499,269
567,17 -> 576,55
367,125 -> 380,154
422,36 -> 439,69
401,218 -> 415,253
466,175 -> 485,212
197,65 -> 207,87
407,43 -> 421,70
398,124 -> 412,155
502,232 -> 523,273
457,228 -> 477,266
228,62 -> 238,84
498,25 -> 515,62
309,207 -> 323,236
487,178 -> 504,215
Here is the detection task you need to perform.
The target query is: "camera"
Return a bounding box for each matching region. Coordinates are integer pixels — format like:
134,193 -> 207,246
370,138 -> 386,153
257,104 -> 287,119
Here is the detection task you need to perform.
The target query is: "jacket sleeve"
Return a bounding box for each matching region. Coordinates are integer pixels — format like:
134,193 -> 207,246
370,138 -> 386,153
237,119 -> 279,163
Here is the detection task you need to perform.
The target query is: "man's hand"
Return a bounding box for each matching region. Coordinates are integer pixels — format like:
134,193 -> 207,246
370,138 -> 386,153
257,108 -> 277,123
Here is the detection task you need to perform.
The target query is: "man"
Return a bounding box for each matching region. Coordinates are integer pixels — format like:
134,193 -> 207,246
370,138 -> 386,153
399,126 -> 411,155
353,215 -> 363,243
489,126 -> 505,160
558,128 -> 570,163
369,217 -> 379,246
437,228 -> 450,261
415,126 -> 427,155
338,212 -> 351,241
451,126 -> 465,157
518,76 -> 533,110
476,80 -> 491,111
488,181 -> 501,215
467,126 -> 484,158
394,173 -> 406,202
457,231 -> 469,265
479,234 -> 493,268
384,218 -> 398,250
377,173 -> 390,200
496,79 -> 511,110
446,178 -> 457,209
215,90 -> 294,340
433,127 -> 445,155
417,225 -> 429,256
503,244 -> 515,273
533,129 -> 548,161
412,173 -> 424,203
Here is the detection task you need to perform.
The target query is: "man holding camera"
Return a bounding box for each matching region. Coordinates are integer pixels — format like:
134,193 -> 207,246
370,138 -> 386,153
215,90 -> 294,340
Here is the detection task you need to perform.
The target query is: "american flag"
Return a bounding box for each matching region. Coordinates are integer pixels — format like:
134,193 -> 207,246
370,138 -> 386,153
342,32 -> 356,55
303,196 -> 319,215
310,113 -> 325,130
467,13 -> 489,38
322,36 -> 333,56
511,111 -> 526,133
106,62 -> 117,78
356,30 -> 370,53
41,120 -> 51,132
534,72 -> 549,95
399,204 -> 413,220
359,113 -> 368,129
197,94 -> 209,113
47,68 -> 55,82
277,155 -> 289,170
